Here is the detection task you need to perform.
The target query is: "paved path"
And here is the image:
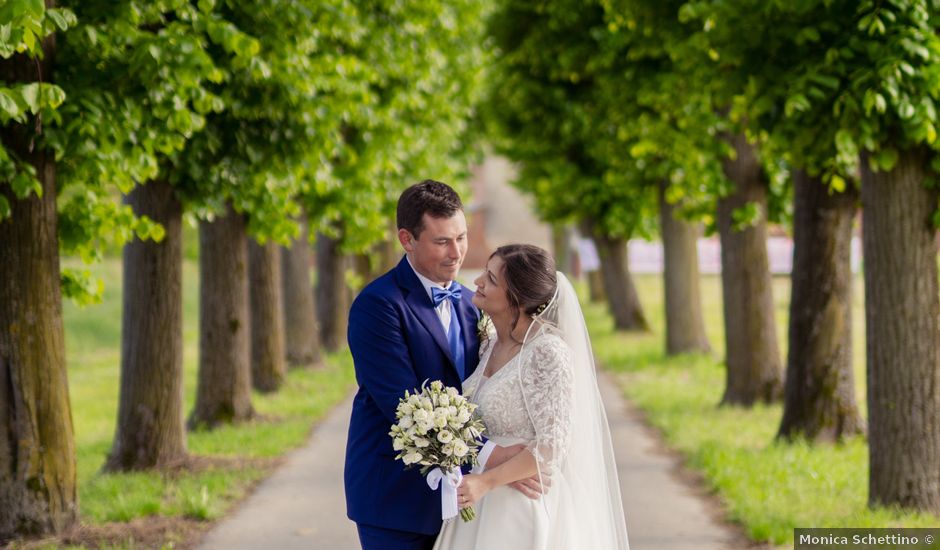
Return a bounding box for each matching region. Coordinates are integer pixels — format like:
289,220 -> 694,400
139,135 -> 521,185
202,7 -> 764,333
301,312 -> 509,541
200,372 -> 740,550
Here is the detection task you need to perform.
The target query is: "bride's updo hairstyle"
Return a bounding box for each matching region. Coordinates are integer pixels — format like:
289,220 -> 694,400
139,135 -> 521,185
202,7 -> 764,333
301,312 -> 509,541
491,244 -> 557,343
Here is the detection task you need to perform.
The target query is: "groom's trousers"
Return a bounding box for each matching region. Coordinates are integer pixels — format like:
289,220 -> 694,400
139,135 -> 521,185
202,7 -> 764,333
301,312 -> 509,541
356,523 -> 437,550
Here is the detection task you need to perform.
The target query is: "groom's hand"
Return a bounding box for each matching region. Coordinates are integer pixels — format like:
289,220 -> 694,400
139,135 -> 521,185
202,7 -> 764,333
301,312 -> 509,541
487,444 -> 552,500
510,474 -> 551,499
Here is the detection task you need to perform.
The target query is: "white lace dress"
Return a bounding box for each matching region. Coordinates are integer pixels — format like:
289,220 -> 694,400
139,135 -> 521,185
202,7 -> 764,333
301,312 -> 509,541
433,330 -> 574,550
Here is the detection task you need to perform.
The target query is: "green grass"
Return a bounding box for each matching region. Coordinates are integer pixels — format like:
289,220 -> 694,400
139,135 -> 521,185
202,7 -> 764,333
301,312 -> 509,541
62,257 -> 355,530
584,274 -> 939,546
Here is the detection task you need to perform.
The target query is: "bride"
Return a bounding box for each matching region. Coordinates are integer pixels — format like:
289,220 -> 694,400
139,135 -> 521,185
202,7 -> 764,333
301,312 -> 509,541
434,244 -> 629,550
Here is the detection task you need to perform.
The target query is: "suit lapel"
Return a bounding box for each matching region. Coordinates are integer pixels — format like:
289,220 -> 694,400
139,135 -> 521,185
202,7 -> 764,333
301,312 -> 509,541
396,258 -> 455,366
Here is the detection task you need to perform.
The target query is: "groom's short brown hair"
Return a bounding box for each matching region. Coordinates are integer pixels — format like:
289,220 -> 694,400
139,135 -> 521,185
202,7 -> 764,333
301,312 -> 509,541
396,180 -> 463,239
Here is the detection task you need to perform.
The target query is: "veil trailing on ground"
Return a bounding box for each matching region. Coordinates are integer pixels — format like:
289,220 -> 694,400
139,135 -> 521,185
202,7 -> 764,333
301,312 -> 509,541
519,271 -> 630,549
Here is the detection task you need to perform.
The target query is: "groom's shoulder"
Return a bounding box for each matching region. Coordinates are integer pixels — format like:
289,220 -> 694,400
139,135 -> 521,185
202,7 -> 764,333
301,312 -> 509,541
353,267 -> 404,307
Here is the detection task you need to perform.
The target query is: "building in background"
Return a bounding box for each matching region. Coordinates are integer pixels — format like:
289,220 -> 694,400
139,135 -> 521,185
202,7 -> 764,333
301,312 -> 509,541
464,156 -> 552,271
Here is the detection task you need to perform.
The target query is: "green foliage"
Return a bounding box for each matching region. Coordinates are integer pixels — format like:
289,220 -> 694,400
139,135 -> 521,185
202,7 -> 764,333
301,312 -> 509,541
674,0 -> 940,200
486,0 -> 654,238
0,4 -> 75,208
304,0 -> 490,253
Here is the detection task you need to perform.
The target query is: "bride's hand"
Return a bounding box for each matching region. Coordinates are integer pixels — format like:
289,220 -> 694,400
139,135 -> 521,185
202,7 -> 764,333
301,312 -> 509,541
456,474 -> 492,508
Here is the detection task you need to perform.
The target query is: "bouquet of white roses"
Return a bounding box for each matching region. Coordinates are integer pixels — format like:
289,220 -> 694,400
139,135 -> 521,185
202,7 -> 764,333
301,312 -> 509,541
389,379 -> 486,522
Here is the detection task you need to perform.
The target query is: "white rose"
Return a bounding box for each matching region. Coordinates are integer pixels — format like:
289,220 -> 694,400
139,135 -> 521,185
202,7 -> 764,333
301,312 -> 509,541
402,451 -> 423,465
417,419 -> 433,434
414,437 -> 431,448
441,442 -> 454,456
457,409 -> 471,424
437,430 -> 454,444
446,387 -> 459,398
434,413 -> 448,429
421,397 -> 433,410
393,437 -> 405,451
453,440 -> 469,458
399,416 -> 414,429
400,403 -> 414,416
413,409 -> 429,422
439,394 -> 450,407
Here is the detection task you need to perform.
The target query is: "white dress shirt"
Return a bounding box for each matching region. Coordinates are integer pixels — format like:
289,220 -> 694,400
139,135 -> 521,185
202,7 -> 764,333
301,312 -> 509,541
406,255 -> 455,336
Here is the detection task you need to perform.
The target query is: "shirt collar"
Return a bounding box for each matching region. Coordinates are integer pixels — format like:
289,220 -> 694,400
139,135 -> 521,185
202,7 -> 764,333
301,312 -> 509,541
406,255 -> 456,305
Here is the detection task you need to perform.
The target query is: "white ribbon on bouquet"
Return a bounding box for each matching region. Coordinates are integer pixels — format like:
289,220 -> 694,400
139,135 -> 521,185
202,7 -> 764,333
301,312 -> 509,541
426,467 -> 463,520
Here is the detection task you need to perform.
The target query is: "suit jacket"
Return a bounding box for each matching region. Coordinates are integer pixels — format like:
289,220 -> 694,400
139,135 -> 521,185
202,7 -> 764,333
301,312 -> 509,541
344,256 -> 481,535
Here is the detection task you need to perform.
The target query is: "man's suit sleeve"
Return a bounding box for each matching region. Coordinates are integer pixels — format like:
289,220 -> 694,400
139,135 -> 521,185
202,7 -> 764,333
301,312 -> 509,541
348,290 -> 420,424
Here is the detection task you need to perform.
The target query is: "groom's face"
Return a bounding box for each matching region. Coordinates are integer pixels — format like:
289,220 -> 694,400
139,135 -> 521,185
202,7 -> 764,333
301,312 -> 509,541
400,211 -> 468,285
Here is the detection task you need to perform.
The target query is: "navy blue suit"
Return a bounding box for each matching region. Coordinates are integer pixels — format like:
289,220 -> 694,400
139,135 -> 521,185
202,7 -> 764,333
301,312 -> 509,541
345,257 -> 480,549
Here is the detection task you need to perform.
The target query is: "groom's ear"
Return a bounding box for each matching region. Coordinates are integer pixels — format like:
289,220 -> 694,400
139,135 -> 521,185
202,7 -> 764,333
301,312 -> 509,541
398,228 -> 415,252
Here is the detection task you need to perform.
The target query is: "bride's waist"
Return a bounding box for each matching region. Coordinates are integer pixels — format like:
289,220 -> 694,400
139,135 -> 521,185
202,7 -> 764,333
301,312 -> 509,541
484,435 -> 532,447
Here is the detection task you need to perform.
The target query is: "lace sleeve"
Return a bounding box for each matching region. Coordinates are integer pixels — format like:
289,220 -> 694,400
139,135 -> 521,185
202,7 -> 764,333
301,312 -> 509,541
519,333 -> 573,475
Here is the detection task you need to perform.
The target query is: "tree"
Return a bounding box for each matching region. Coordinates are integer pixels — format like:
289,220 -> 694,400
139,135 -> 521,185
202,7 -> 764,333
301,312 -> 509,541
594,1 -> 721,348
602,0 -> 786,402
316,231 -> 349,353
691,0 -> 940,509
0,1 -> 77,538
281,214 -> 322,367
715,132 -> 783,404
249,238 -> 286,392
304,0 -> 491,342
53,0 -> 260,465
190,204 -> 254,427
486,0 -> 655,331
51,1 -> 242,471
658,181 -> 711,354
779,170 -> 862,441
673,0 -> 863,434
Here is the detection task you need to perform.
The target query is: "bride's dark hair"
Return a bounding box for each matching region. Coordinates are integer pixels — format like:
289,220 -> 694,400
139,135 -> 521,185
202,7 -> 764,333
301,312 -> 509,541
491,244 -> 557,343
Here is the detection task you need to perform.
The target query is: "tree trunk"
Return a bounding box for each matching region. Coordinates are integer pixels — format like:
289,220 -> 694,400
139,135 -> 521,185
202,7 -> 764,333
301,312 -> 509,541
587,269 -> 606,303
659,180 -> 710,354
190,204 -> 254,428
249,239 -> 286,393
107,179 -> 187,471
778,169 -> 864,442
0,16 -> 77,537
861,147 -> 940,513
717,132 -> 782,406
281,216 -> 321,368
316,232 -> 349,352
580,219 -> 606,303
590,227 -> 649,331
552,224 -> 572,274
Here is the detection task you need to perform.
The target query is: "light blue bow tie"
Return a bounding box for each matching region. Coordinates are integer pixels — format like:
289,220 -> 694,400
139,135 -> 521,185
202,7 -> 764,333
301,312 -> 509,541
431,285 -> 462,307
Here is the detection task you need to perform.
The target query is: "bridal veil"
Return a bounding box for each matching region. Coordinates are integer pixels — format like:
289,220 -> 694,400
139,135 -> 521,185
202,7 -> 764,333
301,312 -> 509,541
519,272 -> 630,549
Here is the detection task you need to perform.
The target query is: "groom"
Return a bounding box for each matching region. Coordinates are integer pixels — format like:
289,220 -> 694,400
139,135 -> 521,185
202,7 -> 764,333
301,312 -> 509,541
345,180 -> 518,550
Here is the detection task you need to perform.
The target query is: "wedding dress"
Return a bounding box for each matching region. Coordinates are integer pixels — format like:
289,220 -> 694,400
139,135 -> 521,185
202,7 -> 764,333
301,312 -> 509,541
433,273 -> 630,550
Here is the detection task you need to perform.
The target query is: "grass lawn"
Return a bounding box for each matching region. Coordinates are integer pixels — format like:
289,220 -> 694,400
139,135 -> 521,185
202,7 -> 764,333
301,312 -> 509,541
57,256 -> 355,547
584,273 -> 939,546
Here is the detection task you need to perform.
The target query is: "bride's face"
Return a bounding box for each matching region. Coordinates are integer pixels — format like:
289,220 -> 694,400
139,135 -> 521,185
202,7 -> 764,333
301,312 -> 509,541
472,255 -> 511,317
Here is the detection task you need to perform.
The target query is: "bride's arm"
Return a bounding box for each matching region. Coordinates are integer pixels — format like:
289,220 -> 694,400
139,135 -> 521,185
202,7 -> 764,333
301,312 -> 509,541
458,337 -> 573,506
456,448 -> 539,507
